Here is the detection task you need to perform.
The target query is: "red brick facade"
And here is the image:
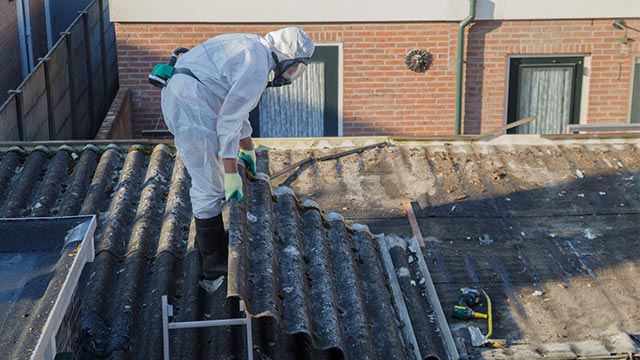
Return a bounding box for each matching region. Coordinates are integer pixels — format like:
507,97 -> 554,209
115,20 -> 639,137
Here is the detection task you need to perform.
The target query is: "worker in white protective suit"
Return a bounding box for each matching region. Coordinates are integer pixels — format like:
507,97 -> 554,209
161,27 -> 314,279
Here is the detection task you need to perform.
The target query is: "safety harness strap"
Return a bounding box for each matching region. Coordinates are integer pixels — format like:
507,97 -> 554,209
173,68 -> 202,83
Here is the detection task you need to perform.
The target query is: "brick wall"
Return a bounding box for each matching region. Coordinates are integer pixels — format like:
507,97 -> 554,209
0,1 -> 23,105
115,20 -> 640,137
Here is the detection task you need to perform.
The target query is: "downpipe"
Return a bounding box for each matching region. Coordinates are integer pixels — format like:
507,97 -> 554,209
454,0 -> 477,135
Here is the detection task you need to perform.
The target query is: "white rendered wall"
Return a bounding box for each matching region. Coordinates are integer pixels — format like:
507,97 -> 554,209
109,0 -> 640,23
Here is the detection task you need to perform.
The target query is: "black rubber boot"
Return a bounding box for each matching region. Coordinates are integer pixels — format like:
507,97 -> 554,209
194,215 -> 228,279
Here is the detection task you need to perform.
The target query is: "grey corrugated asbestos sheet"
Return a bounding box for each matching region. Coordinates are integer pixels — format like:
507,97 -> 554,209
0,142 -> 451,360
228,173 -> 417,359
263,137 -> 640,359
1,137 -> 639,360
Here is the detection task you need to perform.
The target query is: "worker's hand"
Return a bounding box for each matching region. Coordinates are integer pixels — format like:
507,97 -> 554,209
224,173 -> 244,201
238,149 -> 257,176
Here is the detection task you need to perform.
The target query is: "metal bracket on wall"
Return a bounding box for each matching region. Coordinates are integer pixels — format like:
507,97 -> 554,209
161,295 -> 254,360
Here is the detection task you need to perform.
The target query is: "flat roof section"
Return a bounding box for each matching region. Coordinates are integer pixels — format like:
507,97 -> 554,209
0,216 -> 96,360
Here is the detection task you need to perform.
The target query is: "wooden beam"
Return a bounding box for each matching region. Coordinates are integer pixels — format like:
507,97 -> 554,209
402,199 -> 426,249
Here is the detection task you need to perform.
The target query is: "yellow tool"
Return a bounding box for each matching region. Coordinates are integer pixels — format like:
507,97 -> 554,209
481,289 -> 505,346
454,288 -> 506,347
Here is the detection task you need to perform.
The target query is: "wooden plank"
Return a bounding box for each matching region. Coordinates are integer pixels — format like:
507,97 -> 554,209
402,199 -> 425,249
475,115 -> 538,140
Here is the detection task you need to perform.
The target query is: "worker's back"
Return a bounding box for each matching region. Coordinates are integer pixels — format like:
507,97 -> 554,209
176,33 -> 272,94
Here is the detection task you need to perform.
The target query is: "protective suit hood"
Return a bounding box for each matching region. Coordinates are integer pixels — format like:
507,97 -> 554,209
264,27 -> 314,63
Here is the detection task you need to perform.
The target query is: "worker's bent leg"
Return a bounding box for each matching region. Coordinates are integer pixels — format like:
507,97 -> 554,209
161,77 -> 227,279
194,214 -> 228,279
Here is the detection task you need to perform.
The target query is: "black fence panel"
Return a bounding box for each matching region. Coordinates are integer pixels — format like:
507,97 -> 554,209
0,0 -> 118,141
0,95 -> 20,141
46,37 -> 73,139
20,63 -> 49,140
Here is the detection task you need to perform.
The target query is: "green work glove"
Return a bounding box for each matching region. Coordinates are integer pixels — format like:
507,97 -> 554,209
238,149 -> 257,176
224,173 -> 244,201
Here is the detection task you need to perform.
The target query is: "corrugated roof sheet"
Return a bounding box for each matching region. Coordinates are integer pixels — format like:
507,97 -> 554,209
262,137 -> 640,359
228,176 -> 410,359
0,136 -> 638,359
0,142 -> 457,359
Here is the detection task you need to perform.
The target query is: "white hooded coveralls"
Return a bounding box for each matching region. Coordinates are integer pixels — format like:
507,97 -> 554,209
161,27 -> 314,219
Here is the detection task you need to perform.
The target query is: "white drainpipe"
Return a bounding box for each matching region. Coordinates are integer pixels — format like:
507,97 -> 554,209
16,0 -> 35,78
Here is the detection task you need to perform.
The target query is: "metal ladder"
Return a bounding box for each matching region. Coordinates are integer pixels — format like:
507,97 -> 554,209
161,295 -> 254,360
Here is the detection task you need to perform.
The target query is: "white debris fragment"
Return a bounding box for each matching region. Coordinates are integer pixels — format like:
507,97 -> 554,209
521,232 -> 526,237
410,280 -> 417,286
71,152 -> 79,160
124,305 -> 131,310
34,203 -> 42,209
550,233 -> 556,238
419,278 -> 426,285
558,193 -> 564,197
532,290 -> 544,296
479,234 -> 493,245
408,255 -> 414,264
450,205 -> 456,212
199,275 -> 225,293
623,176 -> 635,181
505,198 -> 511,202
408,241 -> 421,254
598,192 -> 606,196
247,212 -> 258,223
620,203 -> 625,207
466,236 -> 471,240
577,193 -> 585,198
397,267 -> 410,277
283,245 -> 300,257
576,169 -> 584,178
283,287 -> 294,294
583,228 -> 597,240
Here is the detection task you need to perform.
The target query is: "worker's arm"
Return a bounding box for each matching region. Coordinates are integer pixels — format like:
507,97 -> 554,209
216,49 -> 268,161
239,136 -> 254,151
223,158 -> 238,173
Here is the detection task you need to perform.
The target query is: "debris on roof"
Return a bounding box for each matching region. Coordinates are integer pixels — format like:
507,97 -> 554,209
0,136 -> 638,359
227,171 -> 447,359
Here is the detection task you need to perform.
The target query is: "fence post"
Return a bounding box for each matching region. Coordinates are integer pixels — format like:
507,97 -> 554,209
8,90 -> 25,141
98,0 -> 108,105
40,56 -> 55,140
63,31 -> 78,139
81,9 -> 96,139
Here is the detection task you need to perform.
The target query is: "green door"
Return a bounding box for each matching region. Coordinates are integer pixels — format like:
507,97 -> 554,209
507,57 -> 583,134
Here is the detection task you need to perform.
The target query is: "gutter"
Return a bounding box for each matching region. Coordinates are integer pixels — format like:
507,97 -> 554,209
454,0 -> 477,135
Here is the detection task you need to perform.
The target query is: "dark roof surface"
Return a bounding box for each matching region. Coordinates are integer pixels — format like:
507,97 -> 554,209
0,216 -> 94,359
0,142 -> 456,359
0,136 -> 639,359
227,174 -> 447,359
262,136 -> 640,359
